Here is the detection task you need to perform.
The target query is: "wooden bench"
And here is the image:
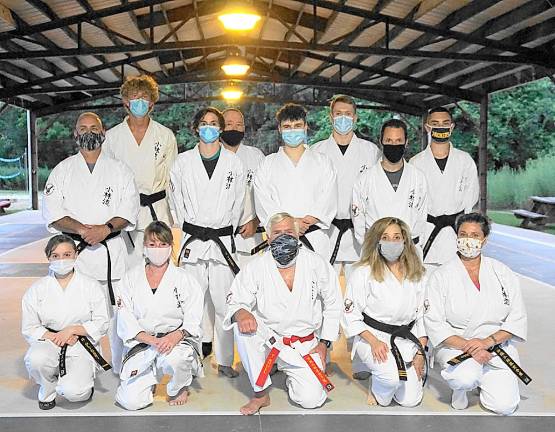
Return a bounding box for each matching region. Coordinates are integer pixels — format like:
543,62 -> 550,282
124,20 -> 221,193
513,196 -> 555,228
0,199 -> 11,215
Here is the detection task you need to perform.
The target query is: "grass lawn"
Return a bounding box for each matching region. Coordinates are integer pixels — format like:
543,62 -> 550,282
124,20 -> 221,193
488,210 -> 555,236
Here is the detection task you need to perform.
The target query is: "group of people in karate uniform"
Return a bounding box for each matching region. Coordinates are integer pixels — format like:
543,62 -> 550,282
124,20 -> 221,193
21,75 -> 529,416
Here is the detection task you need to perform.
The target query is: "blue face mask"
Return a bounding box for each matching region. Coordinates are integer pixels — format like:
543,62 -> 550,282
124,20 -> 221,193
199,125 -> 221,144
333,115 -> 354,135
281,129 -> 306,147
128,98 -> 150,118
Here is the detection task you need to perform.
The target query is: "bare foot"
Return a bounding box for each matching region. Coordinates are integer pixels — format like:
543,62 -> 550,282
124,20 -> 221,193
240,394 -> 270,415
367,391 -> 378,406
168,387 -> 189,406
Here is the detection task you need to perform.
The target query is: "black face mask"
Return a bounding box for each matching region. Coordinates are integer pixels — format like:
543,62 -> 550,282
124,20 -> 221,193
220,130 -> 244,147
382,144 -> 405,163
430,127 -> 451,143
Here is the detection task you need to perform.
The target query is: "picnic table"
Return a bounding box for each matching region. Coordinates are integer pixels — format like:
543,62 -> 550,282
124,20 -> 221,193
0,199 -> 11,214
513,196 -> 555,228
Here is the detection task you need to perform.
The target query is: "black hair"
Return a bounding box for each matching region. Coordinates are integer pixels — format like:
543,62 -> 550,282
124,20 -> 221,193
427,106 -> 453,122
191,107 -> 225,133
44,234 -> 77,258
455,212 -> 491,237
380,118 -> 407,143
276,103 -> 307,125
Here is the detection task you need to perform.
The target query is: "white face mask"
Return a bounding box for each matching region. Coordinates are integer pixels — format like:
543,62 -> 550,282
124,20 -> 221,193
49,259 -> 76,276
379,240 -> 405,262
144,246 -> 172,266
457,237 -> 483,259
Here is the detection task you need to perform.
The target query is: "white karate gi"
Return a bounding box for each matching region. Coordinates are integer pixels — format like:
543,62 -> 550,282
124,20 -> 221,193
104,117 -> 178,266
424,256 -> 527,415
410,144 -> 478,265
233,143 -> 265,267
42,150 -> 140,373
22,271 -> 109,403
352,160 -> 428,246
254,146 -> 338,258
169,144 -> 245,367
342,266 -> 426,407
115,261 -> 204,410
223,248 -> 342,409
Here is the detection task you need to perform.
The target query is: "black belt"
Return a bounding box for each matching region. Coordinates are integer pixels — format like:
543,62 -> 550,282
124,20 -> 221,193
447,344 -> 531,385
180,221 -> 240,275
250,224 -> 321,255
121,329 -> 202,370
139,190 -> 166,222
63,231 -> 121,306
329,218 -> 353,265
363,313 -> 428,385
422,211 -> 464,259
46,328 -> 111,377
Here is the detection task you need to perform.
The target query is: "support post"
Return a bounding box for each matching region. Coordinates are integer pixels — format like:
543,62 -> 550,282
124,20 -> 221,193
421,114 -> 427,150
26,110 -> 39,210
479,94 -> 489,214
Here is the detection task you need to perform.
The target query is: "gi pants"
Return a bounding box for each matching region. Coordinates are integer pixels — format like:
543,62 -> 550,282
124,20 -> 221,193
234,324 -> 327,409
25,340 -> 95,403
100,279 -> 123,375
437,344 -> 521,415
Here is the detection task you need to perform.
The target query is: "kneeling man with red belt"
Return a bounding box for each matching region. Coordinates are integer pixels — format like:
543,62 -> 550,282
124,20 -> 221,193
224,212 -> 342,415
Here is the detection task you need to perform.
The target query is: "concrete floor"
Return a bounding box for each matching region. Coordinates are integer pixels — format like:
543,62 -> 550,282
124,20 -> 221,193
0,211 -> 554,431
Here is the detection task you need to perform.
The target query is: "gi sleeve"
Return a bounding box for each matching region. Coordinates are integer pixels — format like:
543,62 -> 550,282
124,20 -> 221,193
82,277 -> 110,343
351,171 -> 368,246
319,261 -> 342,342
253,157 -> 279,227
413,277 -> 427,339
21,284 -> 48,344
413,173 -> 429,239
166,131 -> 178,181
463,156 -> 479,213
341,268 -> 369,339
312,155 -> 338,229
231,159 -> 246,230
116,274 -> 144,345
42,163 -> 70,233
498,264 -> 527,342
223,263 -> 258,330
168,158 -> 185,228
424,270 -> 456,346
113,164 -> 140,231
180,272 -> 204,339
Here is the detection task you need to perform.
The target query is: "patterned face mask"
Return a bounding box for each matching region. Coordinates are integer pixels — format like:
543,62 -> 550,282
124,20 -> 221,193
76,131 -> 105,151
457,237 -> 483,259
269,233 -> 300,268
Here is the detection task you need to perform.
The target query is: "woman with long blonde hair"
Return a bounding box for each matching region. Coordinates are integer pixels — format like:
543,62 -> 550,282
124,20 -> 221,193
341,217 -> 428,407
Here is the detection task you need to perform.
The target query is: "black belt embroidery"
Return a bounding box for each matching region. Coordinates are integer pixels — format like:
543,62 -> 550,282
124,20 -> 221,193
447,344 -> 531,385
47,328 -> 111,377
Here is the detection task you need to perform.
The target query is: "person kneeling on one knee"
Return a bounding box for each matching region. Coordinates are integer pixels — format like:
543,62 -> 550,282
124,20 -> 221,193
342,217 -> 428,407
424,213 -> 528,415
223,212 -> 342,415
115,221 -> 204,410
22,234 -> 110,410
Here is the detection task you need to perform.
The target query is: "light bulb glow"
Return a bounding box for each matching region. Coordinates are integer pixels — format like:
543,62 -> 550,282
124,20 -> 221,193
218,12 -> 261,31
221,62 -> 250,76
221,88 -> 243,100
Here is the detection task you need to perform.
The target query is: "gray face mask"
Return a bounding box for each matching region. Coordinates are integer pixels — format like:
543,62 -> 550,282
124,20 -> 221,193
378,240 -> 404,262
76,131 -> 105,151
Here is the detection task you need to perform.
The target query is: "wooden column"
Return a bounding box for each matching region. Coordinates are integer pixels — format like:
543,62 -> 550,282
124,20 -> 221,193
26,110 -> 39,210
478,94 -> 489,214
421,113 -> 427,150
